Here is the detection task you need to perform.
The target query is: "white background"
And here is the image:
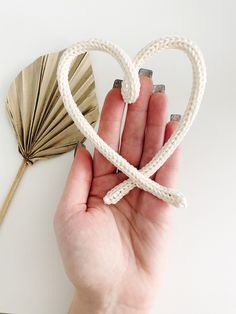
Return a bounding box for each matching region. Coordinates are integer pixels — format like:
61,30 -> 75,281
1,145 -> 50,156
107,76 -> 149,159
0,1 -> 236,313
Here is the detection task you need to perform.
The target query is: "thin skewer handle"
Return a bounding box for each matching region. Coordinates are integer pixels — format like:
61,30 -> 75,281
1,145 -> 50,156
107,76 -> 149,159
0,159 -> 28,226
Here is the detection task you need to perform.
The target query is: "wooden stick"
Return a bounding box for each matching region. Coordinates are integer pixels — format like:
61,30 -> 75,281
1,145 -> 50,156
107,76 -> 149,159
0,159 -> 28,225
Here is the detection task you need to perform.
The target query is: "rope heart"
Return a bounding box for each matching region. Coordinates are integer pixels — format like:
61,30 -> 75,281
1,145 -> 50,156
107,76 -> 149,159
57,37 -> 206,208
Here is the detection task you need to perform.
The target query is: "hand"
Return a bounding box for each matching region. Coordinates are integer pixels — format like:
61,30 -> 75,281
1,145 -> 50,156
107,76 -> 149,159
54,70 -> 181,314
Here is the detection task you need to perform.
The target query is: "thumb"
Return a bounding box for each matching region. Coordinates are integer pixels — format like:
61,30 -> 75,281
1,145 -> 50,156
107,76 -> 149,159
57,143 -> 93,214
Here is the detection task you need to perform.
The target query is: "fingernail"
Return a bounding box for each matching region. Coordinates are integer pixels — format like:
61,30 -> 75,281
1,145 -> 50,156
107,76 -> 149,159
170,114 -> 181,122
113,79 -> 123,88
74,142 -> 86,157
153,84 -> 165,93
138,68 -> 153,78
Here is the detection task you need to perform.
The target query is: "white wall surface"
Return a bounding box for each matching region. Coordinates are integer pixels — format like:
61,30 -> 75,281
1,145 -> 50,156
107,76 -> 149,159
0,1 -> 235,313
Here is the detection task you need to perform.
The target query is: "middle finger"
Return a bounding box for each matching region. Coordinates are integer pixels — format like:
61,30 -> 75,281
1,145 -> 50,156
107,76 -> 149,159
119,68 -> 153,168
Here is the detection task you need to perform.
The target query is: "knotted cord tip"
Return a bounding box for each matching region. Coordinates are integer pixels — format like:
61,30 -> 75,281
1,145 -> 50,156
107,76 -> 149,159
103,195 -> 112,205
121,74 -> 140,104
177,197 -> 188,208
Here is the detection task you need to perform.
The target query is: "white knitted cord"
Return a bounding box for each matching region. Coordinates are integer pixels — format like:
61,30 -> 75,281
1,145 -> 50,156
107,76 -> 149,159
57,37 -> 206,208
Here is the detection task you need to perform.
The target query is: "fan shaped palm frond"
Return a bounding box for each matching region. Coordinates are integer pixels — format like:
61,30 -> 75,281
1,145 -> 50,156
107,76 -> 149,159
0,49 -> 99,225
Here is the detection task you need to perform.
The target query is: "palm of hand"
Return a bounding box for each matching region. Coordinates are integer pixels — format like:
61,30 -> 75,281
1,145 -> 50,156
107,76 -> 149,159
54,76 -> 180,311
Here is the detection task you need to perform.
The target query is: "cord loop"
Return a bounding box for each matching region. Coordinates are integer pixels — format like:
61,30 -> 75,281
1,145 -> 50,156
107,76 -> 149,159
57,37 -> 207,208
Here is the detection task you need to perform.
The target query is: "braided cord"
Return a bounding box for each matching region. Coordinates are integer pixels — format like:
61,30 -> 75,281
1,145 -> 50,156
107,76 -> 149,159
57,37 -> 206,208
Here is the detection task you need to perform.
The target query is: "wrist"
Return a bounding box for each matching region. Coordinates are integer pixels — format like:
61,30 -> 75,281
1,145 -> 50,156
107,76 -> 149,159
69,293 -> 103,314
69,290 -> 117,314
113,304 -> 150,314
69,290 -> 151,314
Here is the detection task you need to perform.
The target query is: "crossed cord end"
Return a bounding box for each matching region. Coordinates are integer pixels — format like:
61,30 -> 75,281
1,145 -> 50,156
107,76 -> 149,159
103,187 -> 187,208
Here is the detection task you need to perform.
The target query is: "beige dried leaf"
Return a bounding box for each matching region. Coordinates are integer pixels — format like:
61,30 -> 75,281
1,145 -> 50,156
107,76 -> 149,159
1,49 -> 99,224
6,49 -> 99,163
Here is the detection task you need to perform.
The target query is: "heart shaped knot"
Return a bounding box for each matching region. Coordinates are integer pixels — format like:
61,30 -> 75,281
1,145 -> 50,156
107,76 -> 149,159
57,37 -> 207,208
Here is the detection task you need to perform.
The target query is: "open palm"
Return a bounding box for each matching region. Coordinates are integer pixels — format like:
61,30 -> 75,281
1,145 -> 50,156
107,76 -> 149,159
54,75 -> 180,313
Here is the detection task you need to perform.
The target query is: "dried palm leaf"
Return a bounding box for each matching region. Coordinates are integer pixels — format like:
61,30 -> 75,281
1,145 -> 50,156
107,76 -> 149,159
0,49 -> 99,225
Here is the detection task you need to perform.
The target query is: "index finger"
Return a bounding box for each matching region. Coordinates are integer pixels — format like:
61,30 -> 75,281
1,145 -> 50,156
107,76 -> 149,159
93,79 -> 125,177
